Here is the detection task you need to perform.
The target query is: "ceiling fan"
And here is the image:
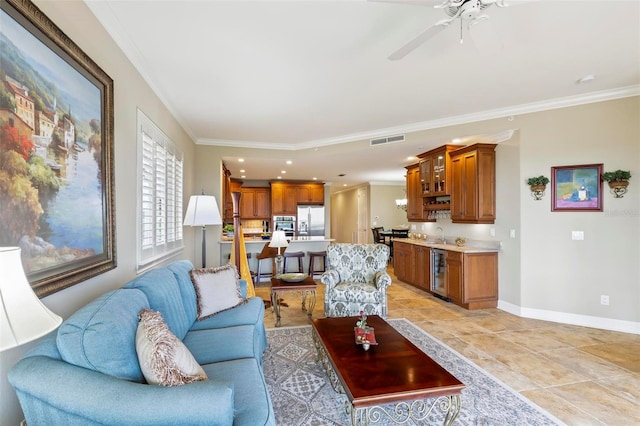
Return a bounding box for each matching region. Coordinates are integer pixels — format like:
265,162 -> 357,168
388,0 -> 508,61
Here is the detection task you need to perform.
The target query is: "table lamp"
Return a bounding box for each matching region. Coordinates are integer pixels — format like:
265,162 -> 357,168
269,230 -> 288,278
1,247 -> 63,352
183,194 -> 222,268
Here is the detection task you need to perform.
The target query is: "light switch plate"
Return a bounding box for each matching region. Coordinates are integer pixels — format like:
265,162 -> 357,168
572,231 -> 584,240
509,229 -> 516,238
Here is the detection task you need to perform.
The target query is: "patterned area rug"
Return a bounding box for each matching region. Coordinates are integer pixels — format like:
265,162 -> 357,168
264,319 -> 565,426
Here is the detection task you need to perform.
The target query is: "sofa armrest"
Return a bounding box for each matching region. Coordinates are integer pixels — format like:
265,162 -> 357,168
320,269 -> 340,288
374,271 -> 392,290
9,356 -> 234,425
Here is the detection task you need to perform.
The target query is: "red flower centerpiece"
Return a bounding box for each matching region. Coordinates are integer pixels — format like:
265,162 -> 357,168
354,311 -> 377,350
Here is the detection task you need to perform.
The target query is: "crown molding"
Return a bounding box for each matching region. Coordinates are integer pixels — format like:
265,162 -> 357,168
197,86 -> 639,149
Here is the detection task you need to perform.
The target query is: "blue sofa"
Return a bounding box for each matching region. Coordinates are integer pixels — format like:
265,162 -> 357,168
9,260 -> 275,425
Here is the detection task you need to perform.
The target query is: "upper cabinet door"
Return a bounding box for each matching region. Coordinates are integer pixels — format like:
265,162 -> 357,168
254,188 -> 271,218
450,143 -> 496,224
405,164 -> 423,221
432,151 -> 447,195
419,158 -> 431,196
240,188 -> 271,219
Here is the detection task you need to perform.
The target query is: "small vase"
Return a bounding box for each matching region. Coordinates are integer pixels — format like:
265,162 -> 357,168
362,342 -> 370,351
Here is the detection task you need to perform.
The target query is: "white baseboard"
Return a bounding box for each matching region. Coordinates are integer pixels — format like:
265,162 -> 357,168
497,300 -> 640,335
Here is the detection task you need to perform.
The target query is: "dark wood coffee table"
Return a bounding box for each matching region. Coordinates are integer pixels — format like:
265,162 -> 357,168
311,315 -> 464,425
270,276 -> 317,327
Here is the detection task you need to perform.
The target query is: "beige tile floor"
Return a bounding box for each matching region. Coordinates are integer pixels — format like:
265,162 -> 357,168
256,268 -> 640,426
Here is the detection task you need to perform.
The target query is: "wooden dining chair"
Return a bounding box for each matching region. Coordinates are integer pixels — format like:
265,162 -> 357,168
371,227 -> 385,244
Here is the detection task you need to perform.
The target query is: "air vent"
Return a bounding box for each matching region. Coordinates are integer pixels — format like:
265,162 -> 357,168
370,134 -> 405,146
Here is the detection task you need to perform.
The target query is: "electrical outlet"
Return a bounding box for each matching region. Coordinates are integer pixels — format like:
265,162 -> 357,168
572,231 -> 584,240
509,229 -> 516,238
490,228 -> 496,237
600,295 -> 609,306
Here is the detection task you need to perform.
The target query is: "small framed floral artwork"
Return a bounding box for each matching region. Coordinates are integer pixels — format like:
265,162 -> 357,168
551,164 -> 603,212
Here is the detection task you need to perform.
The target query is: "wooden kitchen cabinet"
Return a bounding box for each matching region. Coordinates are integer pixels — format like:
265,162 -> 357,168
240,188 -> 271,219
445,250 -> 498,309
222,164 -> 243,221
296,184 -> 324,203
450,143 -> 496,224
394,241 -> 429,291
414,245 -> 430,291
271,182 -> 324,215
445,251 -> 463,304
393,241 -> 413,284
405,164 -> 424,221
270,182 -> 297,215
394,240 -> 498,310
418,145 -> 458,198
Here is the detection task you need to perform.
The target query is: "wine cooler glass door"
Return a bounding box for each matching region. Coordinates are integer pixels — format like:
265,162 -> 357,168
430,249 -> 446,296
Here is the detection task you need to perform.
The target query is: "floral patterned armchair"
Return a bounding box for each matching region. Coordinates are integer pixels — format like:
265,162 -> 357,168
321,243 -> 392,318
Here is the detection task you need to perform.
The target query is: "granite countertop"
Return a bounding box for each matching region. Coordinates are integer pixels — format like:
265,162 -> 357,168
220,236 -> 334,244
393,238 -> 500,253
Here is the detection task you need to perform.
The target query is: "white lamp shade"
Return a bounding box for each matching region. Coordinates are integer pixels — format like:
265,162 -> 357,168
269,230 -> 289,249
183,195 -> 222,226
1,247 -> 63,352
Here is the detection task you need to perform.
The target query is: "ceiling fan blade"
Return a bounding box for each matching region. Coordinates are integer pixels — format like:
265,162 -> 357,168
388,23 -> 448,60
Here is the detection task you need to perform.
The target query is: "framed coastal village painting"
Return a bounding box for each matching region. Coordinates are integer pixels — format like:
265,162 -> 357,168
551,164 -> 603,212
0,0 -> 115,296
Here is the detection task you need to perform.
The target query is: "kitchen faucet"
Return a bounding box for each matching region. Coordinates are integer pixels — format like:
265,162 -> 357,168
436,227 -> 445,244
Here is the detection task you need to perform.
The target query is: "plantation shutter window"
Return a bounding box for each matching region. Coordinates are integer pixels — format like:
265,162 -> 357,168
137,109 -> 184,270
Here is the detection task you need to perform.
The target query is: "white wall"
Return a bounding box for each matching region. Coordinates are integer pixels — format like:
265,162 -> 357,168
0,1 -> 198,424
369,183 -> 408,239
517,98 -> 639,330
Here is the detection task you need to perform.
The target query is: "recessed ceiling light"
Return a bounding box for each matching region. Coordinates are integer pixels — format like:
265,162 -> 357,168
452,138 -> 462,143
241,175 -> 246,179
343,184 -> 347,187
281,170 -> 286,174
238,158 -> 245,162
312,177 -> 317,180
240,169 -> 245,173
286,160 -> 292,165
577,74 -> 596,84
277,176 -> 282,179
407,156 -> 416,161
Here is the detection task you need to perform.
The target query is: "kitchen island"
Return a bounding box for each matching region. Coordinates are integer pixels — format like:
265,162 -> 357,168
219,236 -> 334,280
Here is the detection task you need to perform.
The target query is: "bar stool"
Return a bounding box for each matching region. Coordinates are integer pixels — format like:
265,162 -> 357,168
307,250 -> 326,278
255,243 -> 278,285
283,251 -> 305,273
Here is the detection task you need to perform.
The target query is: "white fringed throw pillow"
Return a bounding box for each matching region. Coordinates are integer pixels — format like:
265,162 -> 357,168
136,309 -> 207,386
189,264 -> 247,320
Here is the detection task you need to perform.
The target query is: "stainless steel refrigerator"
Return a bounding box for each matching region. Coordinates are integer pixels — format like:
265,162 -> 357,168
297,205 -> 325,237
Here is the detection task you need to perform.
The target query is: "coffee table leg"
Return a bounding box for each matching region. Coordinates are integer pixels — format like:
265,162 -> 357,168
347,395 -> 462,426
312,328 -> 344,393
443,395 -> 461,426
271,289 -> 281,327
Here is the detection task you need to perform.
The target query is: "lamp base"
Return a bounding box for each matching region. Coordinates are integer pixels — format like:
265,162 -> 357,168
275,254 -> 284,278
